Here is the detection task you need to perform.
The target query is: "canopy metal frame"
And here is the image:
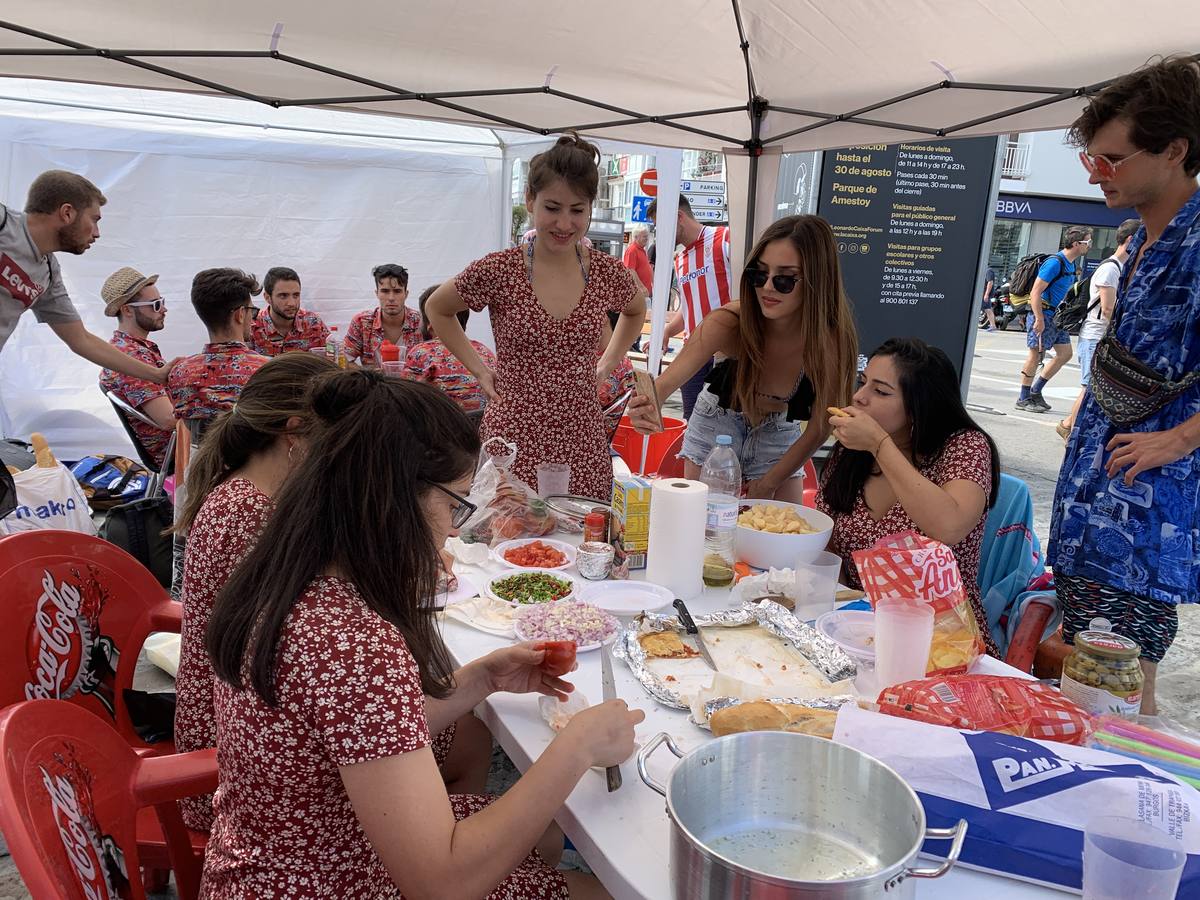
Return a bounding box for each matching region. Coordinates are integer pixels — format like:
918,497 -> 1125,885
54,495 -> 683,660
1,10 -> 1195,254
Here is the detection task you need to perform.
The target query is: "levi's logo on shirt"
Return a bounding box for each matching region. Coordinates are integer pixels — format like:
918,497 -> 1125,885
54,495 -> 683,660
0,254 -> 45,308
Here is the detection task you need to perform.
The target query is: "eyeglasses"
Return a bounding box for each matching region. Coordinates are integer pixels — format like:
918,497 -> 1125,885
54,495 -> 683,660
747,269 -> 800,294
1079,148 -> 1147,180
126,298 -> 165,312
424,481 -> 477,529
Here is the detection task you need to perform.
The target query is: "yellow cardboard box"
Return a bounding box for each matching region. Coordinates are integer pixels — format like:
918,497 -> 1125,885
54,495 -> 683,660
611,475 -> 652,570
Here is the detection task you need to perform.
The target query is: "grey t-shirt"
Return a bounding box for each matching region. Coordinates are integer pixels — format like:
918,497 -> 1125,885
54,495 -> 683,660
0,204 -> 80,350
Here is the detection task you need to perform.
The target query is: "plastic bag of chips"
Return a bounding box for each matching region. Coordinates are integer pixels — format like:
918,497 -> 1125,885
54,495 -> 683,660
852,530 -> 983,676
876,674 -> 1094,745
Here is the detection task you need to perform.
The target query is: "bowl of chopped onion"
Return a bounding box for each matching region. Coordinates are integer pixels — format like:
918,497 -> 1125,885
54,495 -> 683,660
514,601 -> 620,651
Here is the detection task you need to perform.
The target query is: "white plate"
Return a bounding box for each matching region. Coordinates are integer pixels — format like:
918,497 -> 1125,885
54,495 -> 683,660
513,602 -> 620,651
815,609 -> 876,661
578,580 -> 674,616
485,568 -> 578,606
492,538 -> 577,572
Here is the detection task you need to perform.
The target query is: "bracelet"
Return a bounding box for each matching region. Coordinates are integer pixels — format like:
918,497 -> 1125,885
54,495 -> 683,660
874,434 -> 891,457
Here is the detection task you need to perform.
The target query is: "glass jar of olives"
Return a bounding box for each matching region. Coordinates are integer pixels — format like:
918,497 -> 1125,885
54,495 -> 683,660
1060,630 -> 1143,719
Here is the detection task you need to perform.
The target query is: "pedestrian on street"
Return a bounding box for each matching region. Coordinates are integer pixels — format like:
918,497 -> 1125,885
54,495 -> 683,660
1057,217 -> 1140,439
1048,56 -> 1200,715
1014,226 -> 1092,413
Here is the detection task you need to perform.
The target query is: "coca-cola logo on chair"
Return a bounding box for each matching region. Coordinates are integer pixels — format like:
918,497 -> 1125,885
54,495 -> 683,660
39,747 -> 131,900
25,566 -> 120,717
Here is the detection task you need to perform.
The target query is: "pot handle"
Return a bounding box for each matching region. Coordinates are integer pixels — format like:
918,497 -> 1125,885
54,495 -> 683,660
905,819 -> 968,880
636,731 -> 684,797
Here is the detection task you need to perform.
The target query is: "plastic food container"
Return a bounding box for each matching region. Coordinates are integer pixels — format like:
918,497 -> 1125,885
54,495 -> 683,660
1060,630 -> 1143,718
815,609 -> 877,664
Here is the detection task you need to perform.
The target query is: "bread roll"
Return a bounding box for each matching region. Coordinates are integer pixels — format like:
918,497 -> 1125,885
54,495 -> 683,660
709,701 -> 837,739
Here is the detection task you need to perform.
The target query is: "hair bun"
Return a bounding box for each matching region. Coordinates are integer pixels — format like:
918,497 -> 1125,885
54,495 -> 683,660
310,368 -> 385,424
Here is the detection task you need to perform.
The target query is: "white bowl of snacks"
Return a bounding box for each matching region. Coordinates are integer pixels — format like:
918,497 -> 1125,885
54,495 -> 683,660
735,500 -> 834,571
514,600 -> 620,651
493,538 -> 576,572
485,569 -> 577,607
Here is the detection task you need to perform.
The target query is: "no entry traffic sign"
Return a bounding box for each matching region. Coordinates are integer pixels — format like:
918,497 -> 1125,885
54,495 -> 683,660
639,168 -> 658,197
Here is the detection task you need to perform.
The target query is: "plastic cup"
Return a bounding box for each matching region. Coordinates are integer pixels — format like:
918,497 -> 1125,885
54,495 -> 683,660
381,361 -> 405,376
792,550 -> 841,622
873,599 -> 935,690
1082,815 -> 1186,900
537,462 -> 571,498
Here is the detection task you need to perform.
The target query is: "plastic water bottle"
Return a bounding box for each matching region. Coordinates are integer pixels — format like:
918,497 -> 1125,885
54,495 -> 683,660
325,326 -> 346,368
700,435 -> 741,587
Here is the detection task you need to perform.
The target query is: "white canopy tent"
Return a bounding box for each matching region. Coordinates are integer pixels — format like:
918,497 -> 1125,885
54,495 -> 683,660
0,3 -> 1196,458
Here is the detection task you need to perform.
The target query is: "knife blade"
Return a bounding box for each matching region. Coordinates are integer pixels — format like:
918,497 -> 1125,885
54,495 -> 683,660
599,643 -> 622,792
673,598 -> 718,671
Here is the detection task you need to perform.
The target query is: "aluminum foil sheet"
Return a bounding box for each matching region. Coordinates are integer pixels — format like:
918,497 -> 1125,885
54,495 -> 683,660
612,599 -> 857,710
695,695 -> 857,730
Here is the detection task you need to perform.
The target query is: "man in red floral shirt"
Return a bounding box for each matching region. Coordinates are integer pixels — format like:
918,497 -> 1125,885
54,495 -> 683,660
249,266 -> 329,356
344,263 -> 423,366
168,268 -> 267,428
97,266 -> 174,467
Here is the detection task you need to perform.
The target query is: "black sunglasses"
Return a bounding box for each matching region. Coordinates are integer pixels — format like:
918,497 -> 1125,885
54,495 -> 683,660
747,269 -> 801,294
373,264 -> 409,283
425,481 -> 476,529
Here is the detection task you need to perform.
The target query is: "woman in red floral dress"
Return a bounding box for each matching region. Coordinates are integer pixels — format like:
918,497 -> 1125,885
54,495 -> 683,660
428,134 -> 647,501
175,355 -> 490,834
202,370 -> 641,898
816,338 -> 1001,656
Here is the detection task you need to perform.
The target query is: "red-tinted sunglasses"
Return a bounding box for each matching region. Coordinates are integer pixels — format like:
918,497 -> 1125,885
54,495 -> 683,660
1079,149 -> 1146,179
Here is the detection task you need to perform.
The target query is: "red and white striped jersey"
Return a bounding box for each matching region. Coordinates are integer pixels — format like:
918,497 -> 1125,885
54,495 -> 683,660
674,225 -> 733,335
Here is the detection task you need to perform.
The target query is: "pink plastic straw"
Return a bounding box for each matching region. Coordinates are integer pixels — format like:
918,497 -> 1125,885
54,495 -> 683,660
1099,717 -> 1200,760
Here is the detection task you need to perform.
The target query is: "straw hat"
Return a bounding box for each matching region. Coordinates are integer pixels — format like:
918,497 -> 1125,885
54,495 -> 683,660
102,267 -> 159,317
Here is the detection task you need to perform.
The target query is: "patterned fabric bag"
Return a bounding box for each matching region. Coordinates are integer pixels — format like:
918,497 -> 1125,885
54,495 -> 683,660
1091,304 -> 1200,427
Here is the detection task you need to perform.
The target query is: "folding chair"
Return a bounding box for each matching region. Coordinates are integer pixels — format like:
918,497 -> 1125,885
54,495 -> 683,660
104,390 -> 177,499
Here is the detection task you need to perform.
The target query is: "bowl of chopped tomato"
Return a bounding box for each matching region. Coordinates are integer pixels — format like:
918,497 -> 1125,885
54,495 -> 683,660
493,538 -> 576,572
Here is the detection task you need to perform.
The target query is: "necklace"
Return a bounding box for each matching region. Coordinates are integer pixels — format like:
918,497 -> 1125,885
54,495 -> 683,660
526,237 -> 589,286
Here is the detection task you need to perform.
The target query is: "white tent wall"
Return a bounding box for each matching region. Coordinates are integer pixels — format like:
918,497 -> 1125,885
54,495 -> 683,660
0,89 -> 505,460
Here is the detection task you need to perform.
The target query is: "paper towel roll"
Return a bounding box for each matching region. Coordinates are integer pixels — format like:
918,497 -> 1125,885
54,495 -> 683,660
645,478 -> 708,600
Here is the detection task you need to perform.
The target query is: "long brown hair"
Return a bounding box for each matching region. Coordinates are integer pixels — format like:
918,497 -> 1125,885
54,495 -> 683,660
174,351 -> 336,532
733,215 -> 858,424
206,369 -> 480,705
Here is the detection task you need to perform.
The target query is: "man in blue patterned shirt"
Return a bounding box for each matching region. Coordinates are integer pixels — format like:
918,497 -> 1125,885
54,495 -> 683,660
1048,56 -> 1200,714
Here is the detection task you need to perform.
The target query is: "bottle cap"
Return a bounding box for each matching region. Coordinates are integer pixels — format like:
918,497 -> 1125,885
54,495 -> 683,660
716,435 -> 733,446
379,340 -> 400,362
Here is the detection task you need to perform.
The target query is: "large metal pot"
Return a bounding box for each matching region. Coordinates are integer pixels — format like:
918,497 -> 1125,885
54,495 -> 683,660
637,731 -> 967,898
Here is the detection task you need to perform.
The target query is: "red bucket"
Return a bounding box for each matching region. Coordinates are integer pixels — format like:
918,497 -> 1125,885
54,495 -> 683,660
612,415 -> 686,475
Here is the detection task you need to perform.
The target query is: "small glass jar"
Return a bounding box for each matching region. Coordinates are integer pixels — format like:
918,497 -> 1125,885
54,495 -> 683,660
576,541 -> 615,581
583,509 -> 609,544
1060,630 -> 1144,718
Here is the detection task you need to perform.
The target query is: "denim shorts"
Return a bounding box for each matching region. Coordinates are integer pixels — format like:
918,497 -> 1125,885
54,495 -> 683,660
679,389 -> 805,481
1026,311 -> 1072,349
1076,337 -> 1099,386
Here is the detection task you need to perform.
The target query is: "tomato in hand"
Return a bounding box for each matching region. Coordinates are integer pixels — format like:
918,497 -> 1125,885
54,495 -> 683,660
539,640 -> 577,677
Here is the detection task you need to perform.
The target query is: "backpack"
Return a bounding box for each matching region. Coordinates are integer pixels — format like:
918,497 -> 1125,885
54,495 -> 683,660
1007,253 -> 1053,298
1053,256 -> 1118,334
99,494 -> 174,588
70,454 -> 150,511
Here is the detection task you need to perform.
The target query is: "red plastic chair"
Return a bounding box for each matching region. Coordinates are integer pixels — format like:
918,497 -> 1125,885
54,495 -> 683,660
0,699 -> 216,900
800,459 -> 818,507
0,529 -> 182,753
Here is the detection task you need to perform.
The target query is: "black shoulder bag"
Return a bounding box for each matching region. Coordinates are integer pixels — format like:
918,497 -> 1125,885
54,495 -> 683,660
1090,301 -> 1200,427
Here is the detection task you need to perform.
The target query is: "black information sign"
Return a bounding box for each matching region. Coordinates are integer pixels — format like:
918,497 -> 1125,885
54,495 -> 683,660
816,137 -> 998,378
